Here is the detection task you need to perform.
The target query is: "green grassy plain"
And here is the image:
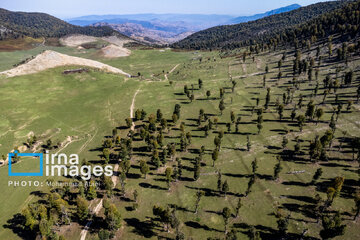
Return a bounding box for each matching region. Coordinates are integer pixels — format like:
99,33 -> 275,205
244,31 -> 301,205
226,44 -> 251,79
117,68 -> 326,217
0,41 -> 359,240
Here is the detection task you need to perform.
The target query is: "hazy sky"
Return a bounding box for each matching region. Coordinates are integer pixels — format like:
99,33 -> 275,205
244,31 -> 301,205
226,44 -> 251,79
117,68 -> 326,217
1,0 -> 332,19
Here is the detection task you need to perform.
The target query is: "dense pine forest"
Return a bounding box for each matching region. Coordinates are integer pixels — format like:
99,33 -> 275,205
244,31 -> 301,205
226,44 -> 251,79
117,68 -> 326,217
0,8 -> 117,39
172,0 -> 355,50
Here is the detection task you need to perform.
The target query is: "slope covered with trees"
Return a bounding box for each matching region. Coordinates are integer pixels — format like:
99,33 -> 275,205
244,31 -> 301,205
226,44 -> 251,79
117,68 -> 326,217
172,1 -> 351,50
1,1 -> 360,240
0,8 -> 117,39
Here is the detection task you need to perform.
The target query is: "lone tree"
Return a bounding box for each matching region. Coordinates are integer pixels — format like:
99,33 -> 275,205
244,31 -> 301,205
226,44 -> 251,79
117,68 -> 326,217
219,100 -> 225,115
206,90 -> 211,99
212,149 -> 219,167
235,198 -> 242,218
297,115 -> 306,132
193,158 -> 201,181
320,212 -> 346,239
315,108 -> 324,125
194,190 -> 204,214
46,139 -> 52,150
277,104 -> 284,120
220,88 -> 225,99
251,158 -> 258,176
165,167 -> 173,190
217,171 -> 222,193
230,111 -> 235,123
87,181 -> 97,200
282,136 -> 288,150
125,118 -> 132,128
306,101 -> 315,121
276,213 -> 289,237
104,203 -> 122,231
198,78 -> 203,89
222,207 -> 232,234
245,175 -> 255,196
140,160 -> 150,179
273,159 -> 282,181
153,205 -> 172,232
222,180 -> 229,198
214,136 -> 222,151
76,196 -> 89,223
326,177 -> 344,207
247,136 -> 251,151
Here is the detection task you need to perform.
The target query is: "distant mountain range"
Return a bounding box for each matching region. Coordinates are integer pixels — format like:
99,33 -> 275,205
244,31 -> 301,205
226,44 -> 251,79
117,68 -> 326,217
227,4 -> 301,24
0,3 -> 319,45
66,4 -> 302,43
67,14 -> 233,31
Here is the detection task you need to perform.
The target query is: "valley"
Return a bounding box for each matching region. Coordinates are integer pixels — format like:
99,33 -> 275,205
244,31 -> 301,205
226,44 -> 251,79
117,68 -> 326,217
0,1 -> 359,240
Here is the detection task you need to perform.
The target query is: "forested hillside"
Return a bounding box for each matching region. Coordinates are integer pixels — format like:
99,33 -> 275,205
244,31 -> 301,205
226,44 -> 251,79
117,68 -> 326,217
172,1 -> 351,50
0,8 -> 117,39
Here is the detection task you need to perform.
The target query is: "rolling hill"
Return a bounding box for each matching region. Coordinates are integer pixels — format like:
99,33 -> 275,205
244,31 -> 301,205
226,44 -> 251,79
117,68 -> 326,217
0,8 -> 118,39
172,1 -> 350,50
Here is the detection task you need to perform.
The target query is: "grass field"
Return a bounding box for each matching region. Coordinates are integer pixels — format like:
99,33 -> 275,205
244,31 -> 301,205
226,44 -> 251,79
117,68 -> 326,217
0,40 -> 359,240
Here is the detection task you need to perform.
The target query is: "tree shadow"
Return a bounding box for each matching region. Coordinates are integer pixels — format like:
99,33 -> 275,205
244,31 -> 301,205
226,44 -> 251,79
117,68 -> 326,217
282,181 -> 309,187
124,218 -> 156,238
185,221 -> 222,232
281,195 -> 317,204
168,203 -> 193,213
3,213 -> 34,240
139,182 -> 167,191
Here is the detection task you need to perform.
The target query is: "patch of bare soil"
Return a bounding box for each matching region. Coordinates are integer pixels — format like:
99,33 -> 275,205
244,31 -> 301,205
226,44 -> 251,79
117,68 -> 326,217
59,34 -> 97,47
61,34 -> 132,58
101,44 -> 131,58
100,36 -> 132,58
0,50 -> 131,77
101,35 -> 130,46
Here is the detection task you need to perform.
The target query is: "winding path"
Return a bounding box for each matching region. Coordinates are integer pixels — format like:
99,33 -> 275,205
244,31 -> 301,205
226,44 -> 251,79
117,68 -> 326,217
80,199 -> 103,240
80,87 -> 141,240
164,64 -> 180,81
130,88 -> 141,131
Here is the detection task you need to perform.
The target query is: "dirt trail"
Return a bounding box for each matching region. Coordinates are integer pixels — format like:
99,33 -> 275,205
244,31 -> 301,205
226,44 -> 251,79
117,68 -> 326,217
112,164 -> 120,187
0,50 -> 131,78
80,199 -> 103,240
165,64 -> 180,81
78,128 -> 98,154
130,88 -> 141,131
80,87 -> 140,240
55,136 -> 80,155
